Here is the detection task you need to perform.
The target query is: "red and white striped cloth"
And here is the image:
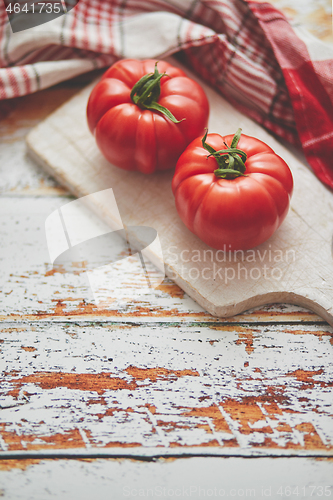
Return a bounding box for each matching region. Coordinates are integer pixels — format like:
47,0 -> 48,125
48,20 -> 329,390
1,0 -> 333,188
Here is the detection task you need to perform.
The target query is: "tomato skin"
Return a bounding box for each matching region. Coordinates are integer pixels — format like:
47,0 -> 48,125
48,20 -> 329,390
172,133 -> 293,250
86,59 -> 209,174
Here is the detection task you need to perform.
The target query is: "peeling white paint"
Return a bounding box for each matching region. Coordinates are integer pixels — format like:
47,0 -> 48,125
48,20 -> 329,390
0,322 -> 332,453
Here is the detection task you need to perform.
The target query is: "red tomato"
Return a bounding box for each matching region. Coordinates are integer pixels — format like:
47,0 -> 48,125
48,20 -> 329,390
87,59 -> 209,174
172,129 -> 293,250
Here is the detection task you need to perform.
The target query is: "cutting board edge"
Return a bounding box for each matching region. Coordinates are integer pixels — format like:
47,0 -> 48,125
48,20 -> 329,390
178,285 -> 333,326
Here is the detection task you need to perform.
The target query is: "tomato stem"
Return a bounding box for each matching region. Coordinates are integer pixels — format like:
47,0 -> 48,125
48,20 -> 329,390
202,129 -> 247,179
130,62 -> 183,124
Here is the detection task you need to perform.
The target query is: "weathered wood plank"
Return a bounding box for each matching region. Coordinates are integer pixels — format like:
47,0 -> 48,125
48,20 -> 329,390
0,195 -> 326,323
1,322 -> 332,454
0,457 -> 333,500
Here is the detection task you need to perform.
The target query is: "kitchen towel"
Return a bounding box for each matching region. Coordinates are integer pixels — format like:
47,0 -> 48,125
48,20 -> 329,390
1,0 -> 333,188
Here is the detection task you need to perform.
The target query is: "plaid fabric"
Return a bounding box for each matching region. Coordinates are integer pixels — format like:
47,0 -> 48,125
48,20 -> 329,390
1,0 -> 333,188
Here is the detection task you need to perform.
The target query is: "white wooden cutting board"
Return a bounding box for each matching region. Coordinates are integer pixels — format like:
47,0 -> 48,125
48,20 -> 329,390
26,59 -> 333,325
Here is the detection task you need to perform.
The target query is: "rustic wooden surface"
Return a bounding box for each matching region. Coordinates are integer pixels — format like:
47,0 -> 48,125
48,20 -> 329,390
1,0 -> 333,496
0,457 -> 333,499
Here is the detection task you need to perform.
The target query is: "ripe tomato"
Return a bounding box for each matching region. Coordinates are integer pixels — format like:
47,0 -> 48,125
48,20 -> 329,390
172,129 -> 293,250
87,59 -> 209,174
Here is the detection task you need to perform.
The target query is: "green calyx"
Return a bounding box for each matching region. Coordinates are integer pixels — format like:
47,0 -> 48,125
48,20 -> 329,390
130,62 -> 183,123
202,128 -> 247,179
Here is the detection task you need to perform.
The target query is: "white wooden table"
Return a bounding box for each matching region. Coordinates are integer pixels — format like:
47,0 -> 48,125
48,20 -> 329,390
0,1 -> 332,498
